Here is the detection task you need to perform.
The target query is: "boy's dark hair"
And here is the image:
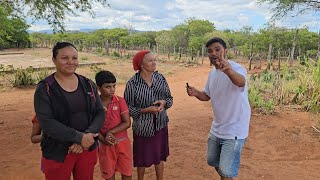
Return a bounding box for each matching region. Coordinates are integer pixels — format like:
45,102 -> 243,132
52,42 -> 77,58
206,37 -> 227,49
95,70 -> 116,87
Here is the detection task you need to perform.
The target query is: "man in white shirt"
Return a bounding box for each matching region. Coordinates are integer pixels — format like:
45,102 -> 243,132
186,37 -> 251,180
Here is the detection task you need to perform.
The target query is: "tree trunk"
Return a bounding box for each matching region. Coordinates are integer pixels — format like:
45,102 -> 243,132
201,44 -> 205,64
290,29 -> 299,67
267,43 -> 273,70
157,44 -> 159,56
249,42 -> 254,70
105,40 -> 109,55
191,48 -> 194,62
278,48 -> 281,70
317,30 -> 320,66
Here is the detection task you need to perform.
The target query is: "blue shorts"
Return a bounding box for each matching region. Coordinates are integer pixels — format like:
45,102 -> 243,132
207,133 -> 246,178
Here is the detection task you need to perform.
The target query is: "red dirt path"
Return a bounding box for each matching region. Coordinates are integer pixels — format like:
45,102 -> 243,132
0,64 -> 319,180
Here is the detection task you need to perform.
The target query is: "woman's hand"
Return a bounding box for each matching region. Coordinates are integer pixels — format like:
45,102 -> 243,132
153,100 -> 166,111
68,143 -> 83,154
141,100 -> 166,114
81,133 -> 98,150
145,106 -> 160,114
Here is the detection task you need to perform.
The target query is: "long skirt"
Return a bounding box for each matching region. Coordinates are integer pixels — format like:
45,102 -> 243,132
133,126 -> 169,167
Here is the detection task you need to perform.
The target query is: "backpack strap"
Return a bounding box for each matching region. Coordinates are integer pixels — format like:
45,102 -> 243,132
87,79 -> 96,103
43,73 -> 55,96
78,75 -> 96,103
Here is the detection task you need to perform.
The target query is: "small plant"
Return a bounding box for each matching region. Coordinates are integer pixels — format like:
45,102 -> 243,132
12,67 -> 35,87
79,44 -> 84,52
124,53 -> 132,59
90,65 -> 102,74
96,47 -> 103,54
81,56 -> 89,61
292,60 -> 320,112
248,87 -> 275,114
227,52 -> 234,59
35,68 -> 51,83
0,64 -> 14,72
110,51 -> 120,57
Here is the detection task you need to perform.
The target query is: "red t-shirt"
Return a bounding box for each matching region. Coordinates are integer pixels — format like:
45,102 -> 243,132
32,115 -> 39,124
100,95 -> 129,139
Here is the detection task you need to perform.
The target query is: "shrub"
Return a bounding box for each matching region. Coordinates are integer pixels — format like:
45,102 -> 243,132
249,59 -> 320,113
96,47 -> 103,54
248,85 -> 275,114
292,60 -> 320,112
35,68 -> 51,83
12,67 -> 35,87
90,65 -> 102,74
110,51 -> 120,57
81,56 -> 88,61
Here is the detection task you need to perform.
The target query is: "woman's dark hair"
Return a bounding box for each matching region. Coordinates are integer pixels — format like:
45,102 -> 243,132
95,70 -> 116,87
205,37 -> 227,49
52,42 -> 77,58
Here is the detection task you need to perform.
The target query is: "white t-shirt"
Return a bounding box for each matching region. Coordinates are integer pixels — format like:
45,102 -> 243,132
204,60 -> 251,139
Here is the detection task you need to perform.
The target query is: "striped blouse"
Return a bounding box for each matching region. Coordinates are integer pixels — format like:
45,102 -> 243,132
124,71 -> 173,137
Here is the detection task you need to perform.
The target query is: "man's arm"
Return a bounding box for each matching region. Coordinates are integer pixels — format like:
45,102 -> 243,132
218,50 -> 246,87
224,69 -> 245,87
187,86 -> 210,101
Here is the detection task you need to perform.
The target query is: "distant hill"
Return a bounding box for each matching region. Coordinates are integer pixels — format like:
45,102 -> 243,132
27,29 -> 149,34
27,29 -> 97,34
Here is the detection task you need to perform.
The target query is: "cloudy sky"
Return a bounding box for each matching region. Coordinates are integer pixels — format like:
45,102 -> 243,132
28,0 -> 320,32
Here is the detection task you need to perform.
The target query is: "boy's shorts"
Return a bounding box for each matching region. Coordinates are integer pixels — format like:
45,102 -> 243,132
99,138 -> 132,179
207,133 -> 246,178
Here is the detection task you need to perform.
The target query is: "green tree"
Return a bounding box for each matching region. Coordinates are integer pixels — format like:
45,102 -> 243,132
171,24 -> 189,49
1,0 -> 110,32
258,0 -> 320,20
103,28 -> 129,42
186,18 -> 215,52
186,18 -> 215,38
0,4 -> 29,49
155,30 -> 175,50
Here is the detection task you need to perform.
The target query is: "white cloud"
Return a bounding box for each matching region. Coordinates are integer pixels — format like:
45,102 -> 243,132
28,0 -> 320,32
29,24 -> 51,31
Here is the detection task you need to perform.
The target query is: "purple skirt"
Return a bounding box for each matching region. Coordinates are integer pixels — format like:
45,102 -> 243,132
133,126 -> 169,167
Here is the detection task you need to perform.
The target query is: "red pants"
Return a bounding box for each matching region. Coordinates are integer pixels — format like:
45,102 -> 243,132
42,148 -> 98,180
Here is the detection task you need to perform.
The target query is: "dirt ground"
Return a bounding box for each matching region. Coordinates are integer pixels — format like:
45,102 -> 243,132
0,49 -> 320,180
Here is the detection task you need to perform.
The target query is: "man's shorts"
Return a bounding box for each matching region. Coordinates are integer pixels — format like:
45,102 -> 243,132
207,133 -> 246,178
99,138 -> 132,179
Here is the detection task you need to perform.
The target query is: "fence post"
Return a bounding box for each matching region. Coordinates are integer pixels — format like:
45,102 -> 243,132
248,42 -> 253,70
201,44 -> 205,64
290,29 -> 299,67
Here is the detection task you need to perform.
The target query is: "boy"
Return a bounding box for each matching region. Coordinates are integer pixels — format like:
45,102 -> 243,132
95,70 -> 132,180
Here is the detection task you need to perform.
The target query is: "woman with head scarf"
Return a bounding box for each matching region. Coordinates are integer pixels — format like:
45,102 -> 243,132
124,50 -> 173,180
